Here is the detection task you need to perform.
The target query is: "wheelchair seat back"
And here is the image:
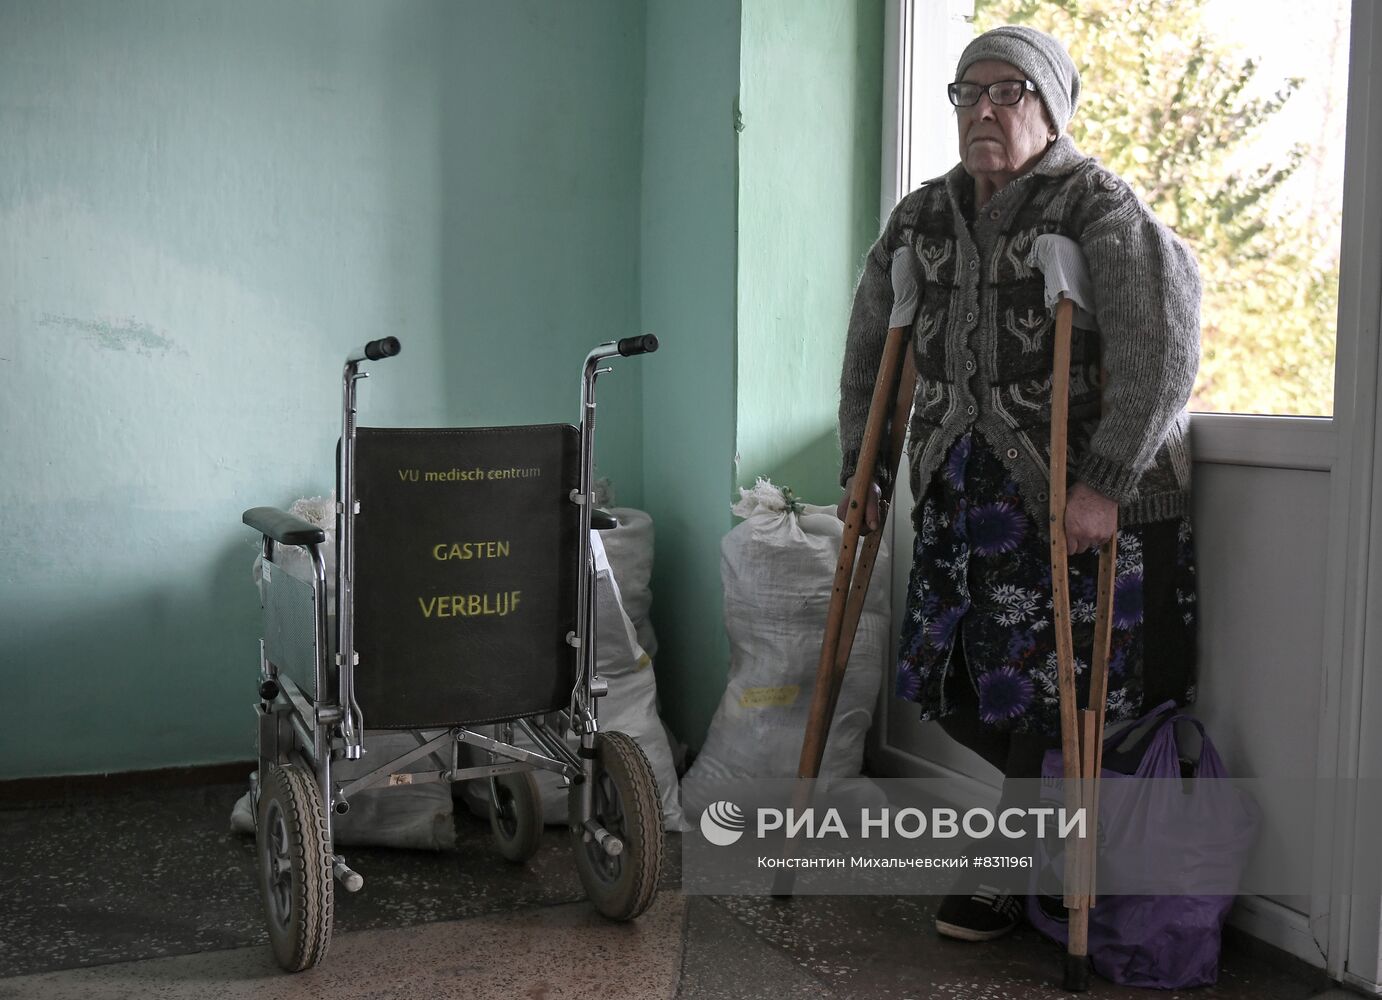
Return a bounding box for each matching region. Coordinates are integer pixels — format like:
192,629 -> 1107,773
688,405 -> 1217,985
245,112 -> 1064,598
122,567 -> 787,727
352,424 -> 580,728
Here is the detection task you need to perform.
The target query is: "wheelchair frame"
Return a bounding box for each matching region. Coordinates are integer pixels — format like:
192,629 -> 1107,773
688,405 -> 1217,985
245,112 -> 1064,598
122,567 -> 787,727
244,334 -> 661,971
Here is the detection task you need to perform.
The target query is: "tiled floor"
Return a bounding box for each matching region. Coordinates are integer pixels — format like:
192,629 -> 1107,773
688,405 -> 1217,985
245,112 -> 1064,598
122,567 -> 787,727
0,781 -> 1346,999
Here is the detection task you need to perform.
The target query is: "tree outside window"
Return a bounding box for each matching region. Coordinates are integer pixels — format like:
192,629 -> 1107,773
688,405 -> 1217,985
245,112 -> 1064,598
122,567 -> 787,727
973,0 -> 1350,416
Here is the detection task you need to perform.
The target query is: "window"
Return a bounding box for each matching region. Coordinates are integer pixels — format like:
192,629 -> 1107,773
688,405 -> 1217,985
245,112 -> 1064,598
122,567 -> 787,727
904,0 -> 1352,417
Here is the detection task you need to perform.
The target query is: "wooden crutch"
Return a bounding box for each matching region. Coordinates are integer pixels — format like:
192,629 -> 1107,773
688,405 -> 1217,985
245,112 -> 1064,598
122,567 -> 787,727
771,250 -> 920,897
1038,234 -> 1117,994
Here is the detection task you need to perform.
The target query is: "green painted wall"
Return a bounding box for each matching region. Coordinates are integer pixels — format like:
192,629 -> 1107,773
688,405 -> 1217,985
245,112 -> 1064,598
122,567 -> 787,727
0,0 -> 645,779
639,0 -> 743,751
0,0 -> 884,775
638,0 -> 883,752
437,2 -> 646,476
736,0 -> 885,506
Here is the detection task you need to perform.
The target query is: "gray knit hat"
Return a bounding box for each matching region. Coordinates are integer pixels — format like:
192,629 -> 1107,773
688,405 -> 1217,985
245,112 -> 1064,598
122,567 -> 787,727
955,26 -> 1081,134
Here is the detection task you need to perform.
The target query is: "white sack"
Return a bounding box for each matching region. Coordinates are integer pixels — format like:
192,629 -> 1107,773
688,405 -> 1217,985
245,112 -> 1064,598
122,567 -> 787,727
680,480 -> 889,818
230,730 -> 455,851
590,529 -> 687,831
601,508 -> 657,659
460,531 -> 689,832
330,730 -> 456,850
252,494 -> 336,602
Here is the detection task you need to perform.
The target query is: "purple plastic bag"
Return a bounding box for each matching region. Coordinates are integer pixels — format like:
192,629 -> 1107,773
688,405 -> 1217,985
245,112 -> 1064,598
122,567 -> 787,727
1025,702 -> 1259,989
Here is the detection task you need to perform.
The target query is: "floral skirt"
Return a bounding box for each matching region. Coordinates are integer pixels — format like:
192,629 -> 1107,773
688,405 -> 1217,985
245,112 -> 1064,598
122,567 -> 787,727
895,432 -> 1198,737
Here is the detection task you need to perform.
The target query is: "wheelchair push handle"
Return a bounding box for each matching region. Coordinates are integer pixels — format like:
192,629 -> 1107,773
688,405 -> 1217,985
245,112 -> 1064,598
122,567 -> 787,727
365,337 -> 401,360
616,334 -> 658,357
347,337 -> 402,364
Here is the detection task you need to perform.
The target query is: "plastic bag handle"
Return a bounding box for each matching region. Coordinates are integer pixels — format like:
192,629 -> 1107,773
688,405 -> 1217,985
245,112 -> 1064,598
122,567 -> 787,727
1100,700 -> 1180,774
1135,713 -> 1228,779
1164,714 -> 1223,772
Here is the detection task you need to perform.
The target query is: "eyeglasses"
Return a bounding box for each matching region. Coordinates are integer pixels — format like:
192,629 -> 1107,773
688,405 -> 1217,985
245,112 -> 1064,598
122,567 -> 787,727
947,79 -> 1037,108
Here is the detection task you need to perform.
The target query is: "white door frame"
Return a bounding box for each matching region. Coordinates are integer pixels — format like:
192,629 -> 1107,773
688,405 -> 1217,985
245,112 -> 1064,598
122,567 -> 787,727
1323,1 -> 1382,989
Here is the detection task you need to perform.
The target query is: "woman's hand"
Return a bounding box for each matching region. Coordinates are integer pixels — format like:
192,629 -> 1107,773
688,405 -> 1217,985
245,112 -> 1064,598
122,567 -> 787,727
837,475 -> 882,535
1064,482 -> 1118,555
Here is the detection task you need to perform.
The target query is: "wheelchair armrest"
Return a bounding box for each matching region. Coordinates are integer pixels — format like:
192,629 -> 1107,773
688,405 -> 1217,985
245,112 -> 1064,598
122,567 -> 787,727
243,506 -> 327,547
591,507 -> 619,531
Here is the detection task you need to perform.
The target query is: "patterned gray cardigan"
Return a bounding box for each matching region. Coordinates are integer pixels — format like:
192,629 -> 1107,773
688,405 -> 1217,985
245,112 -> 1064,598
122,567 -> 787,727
838,136 -> 1201,535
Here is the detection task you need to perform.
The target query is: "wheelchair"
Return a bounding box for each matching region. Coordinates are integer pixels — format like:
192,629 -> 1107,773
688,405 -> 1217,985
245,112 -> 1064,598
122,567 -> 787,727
242,334 -> 663,972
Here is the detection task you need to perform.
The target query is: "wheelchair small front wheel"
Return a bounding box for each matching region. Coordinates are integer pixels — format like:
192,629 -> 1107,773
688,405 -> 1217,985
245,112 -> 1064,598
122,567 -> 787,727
570,731 -> 663,921
255,762 -> 334,972
488,770 -> 543,863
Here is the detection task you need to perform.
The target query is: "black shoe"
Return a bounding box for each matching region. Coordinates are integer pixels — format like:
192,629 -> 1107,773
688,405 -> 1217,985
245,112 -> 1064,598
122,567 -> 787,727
934,886 -> 1023,942
1036,893 -> 1068,924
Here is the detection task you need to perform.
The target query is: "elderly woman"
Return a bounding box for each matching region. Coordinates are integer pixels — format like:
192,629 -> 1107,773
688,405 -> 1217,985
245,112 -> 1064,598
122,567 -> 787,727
837,26 -> 1200,940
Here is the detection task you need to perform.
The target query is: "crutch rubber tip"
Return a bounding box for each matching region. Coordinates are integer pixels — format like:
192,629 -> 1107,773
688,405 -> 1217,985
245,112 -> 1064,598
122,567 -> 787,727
1062,954 -> 1090,992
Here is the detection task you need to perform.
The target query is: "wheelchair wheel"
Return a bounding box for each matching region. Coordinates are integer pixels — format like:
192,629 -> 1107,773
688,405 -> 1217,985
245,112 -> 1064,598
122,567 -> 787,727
488,770 -> 543,863
570,731 -> 663,921
255,762 -> 333,972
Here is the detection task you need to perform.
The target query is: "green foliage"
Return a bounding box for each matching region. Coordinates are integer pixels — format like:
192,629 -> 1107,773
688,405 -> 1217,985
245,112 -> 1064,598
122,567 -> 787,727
975,0 -> 1339,414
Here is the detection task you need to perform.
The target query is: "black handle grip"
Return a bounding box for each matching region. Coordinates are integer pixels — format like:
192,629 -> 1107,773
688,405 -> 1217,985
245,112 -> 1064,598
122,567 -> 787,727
617,334 -> 659,357
365,337 -> 401,361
